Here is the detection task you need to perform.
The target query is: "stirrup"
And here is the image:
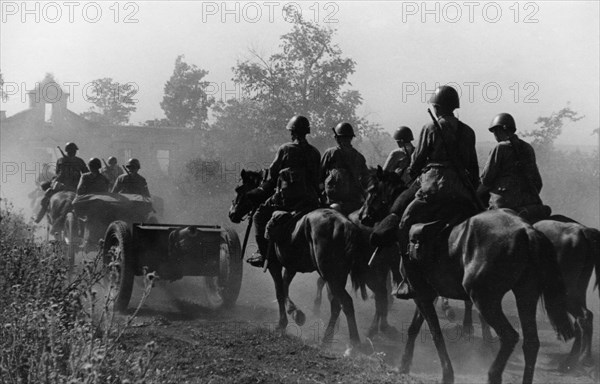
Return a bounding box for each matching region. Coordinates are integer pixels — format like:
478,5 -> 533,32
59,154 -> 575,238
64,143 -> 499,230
246,252 -> 266,268
394,280 -> 414,299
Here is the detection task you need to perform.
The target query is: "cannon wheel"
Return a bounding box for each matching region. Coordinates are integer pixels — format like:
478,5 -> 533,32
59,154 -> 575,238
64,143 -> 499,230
102,220 -> 135,312
64,212 -> 77,271
214,227 -> 243,308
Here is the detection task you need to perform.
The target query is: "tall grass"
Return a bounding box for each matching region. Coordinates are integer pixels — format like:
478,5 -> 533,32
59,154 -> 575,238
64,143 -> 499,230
0,198 -> 161,383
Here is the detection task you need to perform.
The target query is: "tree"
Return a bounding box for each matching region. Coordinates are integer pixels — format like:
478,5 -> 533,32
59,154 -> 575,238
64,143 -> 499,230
80,78 -> 137,125
212,6 -> 365,162
160,55 -> 213,129
523,105 -> 584,150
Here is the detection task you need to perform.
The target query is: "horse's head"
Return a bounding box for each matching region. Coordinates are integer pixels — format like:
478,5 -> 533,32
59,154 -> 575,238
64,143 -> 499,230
359,166 -> 406,227
228,169 -> 265,224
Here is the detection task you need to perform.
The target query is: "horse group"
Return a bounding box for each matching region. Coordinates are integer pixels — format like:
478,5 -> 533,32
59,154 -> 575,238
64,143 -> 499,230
229,168 -> 599,384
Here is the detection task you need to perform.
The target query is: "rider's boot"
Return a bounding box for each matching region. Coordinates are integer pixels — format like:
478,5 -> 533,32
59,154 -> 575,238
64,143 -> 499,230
35,196 -> 50,223
247,235 -> 268,267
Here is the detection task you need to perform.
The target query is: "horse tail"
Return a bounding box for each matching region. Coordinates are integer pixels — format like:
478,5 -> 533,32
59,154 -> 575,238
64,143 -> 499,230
347,223 -> 368,301
581,227 -> 600,291
533,230 -> 575,341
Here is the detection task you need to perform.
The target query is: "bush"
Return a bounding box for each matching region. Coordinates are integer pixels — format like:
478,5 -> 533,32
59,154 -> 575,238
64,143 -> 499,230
0,198 -> 161,383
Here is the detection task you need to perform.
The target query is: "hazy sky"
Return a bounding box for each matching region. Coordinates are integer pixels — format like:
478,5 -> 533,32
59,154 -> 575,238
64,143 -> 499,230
1,1 -> 599,146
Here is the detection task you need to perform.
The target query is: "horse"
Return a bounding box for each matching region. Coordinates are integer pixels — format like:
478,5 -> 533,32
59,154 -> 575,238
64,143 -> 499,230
46,190 -> 76,239
459,216 -> 600,371
228,169 -> 369,351
361,167 -> 574,384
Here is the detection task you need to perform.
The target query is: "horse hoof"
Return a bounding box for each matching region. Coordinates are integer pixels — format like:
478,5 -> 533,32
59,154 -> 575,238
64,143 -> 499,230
293,310 -> 306,326
580,356 -> 594,367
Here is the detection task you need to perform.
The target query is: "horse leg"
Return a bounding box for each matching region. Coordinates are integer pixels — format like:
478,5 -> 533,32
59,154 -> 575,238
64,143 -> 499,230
328,278 -> 361,349
414,298 -> 454,384
441,297 -> 456,322
560,300 -> 584,371
473,293 -> 519,384
282,269 -> 305,326
366,265 -> 395,338
267,262 -> 288,330
322,294 -> 341,344
313,276 -> 326,316
579,307 -> 594,366
400,306 -> 425,374
462,300 -> 474,336
514,287 -> 540,384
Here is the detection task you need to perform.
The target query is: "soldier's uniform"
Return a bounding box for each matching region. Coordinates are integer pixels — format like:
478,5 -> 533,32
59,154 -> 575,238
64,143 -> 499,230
55,155 -> 89,192
481,138 -> 542,209
101,164 -> 123,189
35,142 -> 87,223
480,113 -> 546,221
112,173 -> 150,197
77,172 -> 110,195
247,115 -> 321,267
321,123 -> 369,213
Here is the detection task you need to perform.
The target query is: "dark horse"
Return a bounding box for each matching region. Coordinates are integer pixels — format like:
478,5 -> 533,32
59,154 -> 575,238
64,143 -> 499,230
46,190 -> 76,239
228,169 -> 369,351
463,217 -> 600,371
361,167 -> 574,384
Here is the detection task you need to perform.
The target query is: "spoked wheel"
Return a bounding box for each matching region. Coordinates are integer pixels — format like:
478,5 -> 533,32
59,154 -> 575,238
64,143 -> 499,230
102,220 -> 135,313
64,212 -> 79,273
206,227 -> 243,309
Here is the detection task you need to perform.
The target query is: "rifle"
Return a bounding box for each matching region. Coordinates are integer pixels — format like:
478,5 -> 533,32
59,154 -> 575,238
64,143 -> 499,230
427,108 -> 485,211
102,158 -> 109,168
56,145 -> 66,158
122,165 -> 130,175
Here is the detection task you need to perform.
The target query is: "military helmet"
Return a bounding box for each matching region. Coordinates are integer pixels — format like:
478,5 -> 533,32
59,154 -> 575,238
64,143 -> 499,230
107,156 -> 117,165
393,126 -> 414,142
286,115 -> 310,135
489,113 -> 516,133
429,85 -> 460,110
125,158 -> 141,170
333,122 -> 355,137
88,158 -> 102,170
65,142 -> 79,152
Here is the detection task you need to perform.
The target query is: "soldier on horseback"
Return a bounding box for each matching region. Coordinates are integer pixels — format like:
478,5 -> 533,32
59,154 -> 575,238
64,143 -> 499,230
76,158 -> 110,195
112,158 -> 151,197
101,156 -> 124,190
395,85 -> 480,299
245,115 -> 321,267
383,126 -> 415,185
479,113 -> 550,222
35,142 -> 88,223
320,122 -> 369,214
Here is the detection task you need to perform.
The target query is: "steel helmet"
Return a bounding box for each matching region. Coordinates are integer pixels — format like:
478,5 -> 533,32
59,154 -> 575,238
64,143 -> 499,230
125,158 -> 141,170
65,142 -> 79,152
393,126 -> 414,142
489,113 -> 516,133
333,122 -> 355,137
107,156 -> 118,165
88,158 -> 102,170
286,115 -> 310,135
429,85 -> 460,110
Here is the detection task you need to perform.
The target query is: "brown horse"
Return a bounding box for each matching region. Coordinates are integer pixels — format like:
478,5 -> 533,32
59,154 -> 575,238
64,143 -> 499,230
461,217 -> 600,371
228,169 -> 369,350
361,167 -> 574,384
46,190 -> 76,239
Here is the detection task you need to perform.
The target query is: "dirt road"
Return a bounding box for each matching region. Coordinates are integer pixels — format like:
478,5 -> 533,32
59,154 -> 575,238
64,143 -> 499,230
116,237 -> 599,384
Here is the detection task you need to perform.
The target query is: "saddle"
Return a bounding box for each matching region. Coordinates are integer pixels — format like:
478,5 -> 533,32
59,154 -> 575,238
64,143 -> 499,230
408,216 -> 465,262
265,210 -> 304,244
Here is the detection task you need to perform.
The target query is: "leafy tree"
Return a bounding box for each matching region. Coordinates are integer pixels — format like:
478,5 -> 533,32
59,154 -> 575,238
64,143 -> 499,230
212,6 -> 365,163
160,55 -> 213,129
143,118 -> 171,127
80,78 -> 137,125
523,105 -> 584,150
